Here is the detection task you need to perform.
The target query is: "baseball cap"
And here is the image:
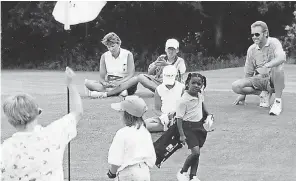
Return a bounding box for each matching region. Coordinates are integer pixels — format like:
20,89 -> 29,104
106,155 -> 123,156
165,38 -> 179,49
111,95 -> 148,117
162,65 -> 177,85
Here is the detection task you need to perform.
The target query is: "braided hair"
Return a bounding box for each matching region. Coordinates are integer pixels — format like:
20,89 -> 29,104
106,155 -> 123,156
184,73 -> 207,92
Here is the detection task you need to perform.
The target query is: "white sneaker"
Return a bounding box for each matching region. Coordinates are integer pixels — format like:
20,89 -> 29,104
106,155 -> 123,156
90,91 -> 107,99
259,91 -> 271,108
177,169 -> 189,181
190,176 -> 201,181
119,90 -> 128,97
269,99 -> 282,116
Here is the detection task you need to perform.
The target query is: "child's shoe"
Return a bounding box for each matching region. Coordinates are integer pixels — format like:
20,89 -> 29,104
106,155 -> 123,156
177,169 -> 189,181
190,176 -> 201,181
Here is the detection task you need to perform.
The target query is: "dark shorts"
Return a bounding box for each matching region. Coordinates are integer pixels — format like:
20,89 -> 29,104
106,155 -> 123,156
182,121 -> 207,149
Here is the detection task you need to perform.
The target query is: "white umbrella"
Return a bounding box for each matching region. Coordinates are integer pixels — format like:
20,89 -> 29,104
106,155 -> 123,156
53,1 -> 107,30
52,2 -> 107,181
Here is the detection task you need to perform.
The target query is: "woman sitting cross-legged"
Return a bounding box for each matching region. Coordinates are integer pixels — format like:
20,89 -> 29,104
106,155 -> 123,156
85,32 -> 137,98
91,38 -> 186,99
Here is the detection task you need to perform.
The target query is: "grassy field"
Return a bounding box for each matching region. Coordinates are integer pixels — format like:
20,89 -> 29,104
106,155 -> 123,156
1,65 -> 296,181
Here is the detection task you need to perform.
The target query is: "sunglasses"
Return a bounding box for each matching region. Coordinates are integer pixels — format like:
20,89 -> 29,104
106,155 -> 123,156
251,33 -> 261,37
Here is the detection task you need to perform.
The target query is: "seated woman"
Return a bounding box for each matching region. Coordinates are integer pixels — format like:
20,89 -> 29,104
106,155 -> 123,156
93,38 -> 186,98
85,32 -> 137,98
145,65 -> 185,132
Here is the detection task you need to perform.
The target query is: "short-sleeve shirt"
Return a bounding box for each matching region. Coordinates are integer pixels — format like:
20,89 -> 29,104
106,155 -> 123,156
148,55 -> 186,83
108,125 -> 156,172
156,81 -> 185,114
244,37 -> 286,76
1,113 -> 77,181
175,91 -> 204,122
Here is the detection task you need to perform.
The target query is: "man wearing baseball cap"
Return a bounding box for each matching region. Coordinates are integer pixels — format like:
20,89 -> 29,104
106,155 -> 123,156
107,95 -> 156,181
145,65 -> 185,132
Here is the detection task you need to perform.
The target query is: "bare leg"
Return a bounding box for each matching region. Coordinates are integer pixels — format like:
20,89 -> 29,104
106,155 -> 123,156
144,117 -> 164,132
106,76 -> 139,97
271,65 -> 285,99
232,78 -> 261,95
85,79 -> 105,92
138,74 -> 159,92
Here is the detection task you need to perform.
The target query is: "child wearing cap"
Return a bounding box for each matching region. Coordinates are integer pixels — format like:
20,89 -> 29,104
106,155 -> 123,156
107,96 -> 156,181
144,65 -> 185,132
85,32 -> 137,98
95,38 -> 186,98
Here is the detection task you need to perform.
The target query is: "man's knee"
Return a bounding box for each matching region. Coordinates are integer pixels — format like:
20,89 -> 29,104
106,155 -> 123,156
232,80 -> 242,94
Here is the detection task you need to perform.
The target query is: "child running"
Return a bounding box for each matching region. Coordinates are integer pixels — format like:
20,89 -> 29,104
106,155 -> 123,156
176,73 -> 210,181
107,95 -> 156,181
144,65 -> 185,132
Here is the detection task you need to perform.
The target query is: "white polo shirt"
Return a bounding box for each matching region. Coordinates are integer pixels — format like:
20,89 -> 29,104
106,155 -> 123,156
1,113 -> 77,181
156,81 -> 185,114
104,48 -> 130,78
108,125 -> 156,172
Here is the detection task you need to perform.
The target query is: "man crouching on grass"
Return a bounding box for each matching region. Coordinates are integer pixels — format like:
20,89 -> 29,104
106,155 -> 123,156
232,21 -> 286,116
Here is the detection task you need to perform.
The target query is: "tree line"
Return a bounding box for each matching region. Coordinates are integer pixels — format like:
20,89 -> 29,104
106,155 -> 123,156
1,1 -> 295,71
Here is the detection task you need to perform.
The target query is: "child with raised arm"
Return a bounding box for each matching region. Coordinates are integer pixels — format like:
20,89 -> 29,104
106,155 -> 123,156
1,67 -> 83,181
175,73 -> 210,181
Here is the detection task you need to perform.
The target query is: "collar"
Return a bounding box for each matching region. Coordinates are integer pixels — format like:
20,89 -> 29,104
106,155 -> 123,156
164,55 -> 178,64
162,82 -> 176,91
183,91 -> 199,101
111,48 -> 121,59
256,37 -> 270,50
12,125 -> 43,136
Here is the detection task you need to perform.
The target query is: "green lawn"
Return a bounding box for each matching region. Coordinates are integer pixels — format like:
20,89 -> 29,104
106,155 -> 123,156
1,65 -> 296,181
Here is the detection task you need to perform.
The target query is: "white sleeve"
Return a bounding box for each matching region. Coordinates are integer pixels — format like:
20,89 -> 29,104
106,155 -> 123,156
145,133 -> 157,168
176,58 -> 186,74
45,113 -> 77,145
108,129 -> 125,166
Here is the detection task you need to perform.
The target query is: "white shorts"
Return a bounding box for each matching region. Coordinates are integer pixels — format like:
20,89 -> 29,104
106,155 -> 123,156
115,162 -> 150,181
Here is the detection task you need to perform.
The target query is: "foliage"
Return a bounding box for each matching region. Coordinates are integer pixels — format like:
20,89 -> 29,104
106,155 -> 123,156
282,9 -> 296,58
1,1 -> 296,70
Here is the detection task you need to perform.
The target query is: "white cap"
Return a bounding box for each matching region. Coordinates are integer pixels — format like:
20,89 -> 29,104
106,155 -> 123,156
165,38 -> 179,49
111,96 -> 148,117
162,65 -> 177,85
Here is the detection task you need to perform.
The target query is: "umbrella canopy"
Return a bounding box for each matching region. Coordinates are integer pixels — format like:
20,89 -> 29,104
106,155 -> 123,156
53,1 -> 107,30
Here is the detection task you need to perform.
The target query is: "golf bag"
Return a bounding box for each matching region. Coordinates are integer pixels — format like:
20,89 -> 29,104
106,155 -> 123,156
154,122 -> 183,168
153,104 -> 211,168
